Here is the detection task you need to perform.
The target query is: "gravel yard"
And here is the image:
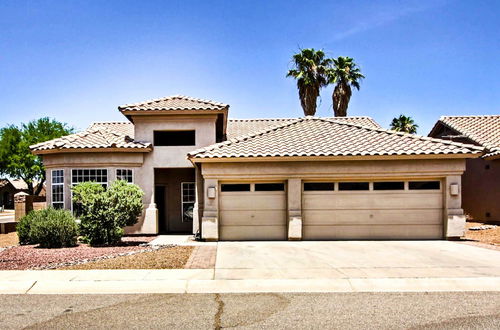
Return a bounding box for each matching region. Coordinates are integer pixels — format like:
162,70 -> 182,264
0,236 -> 157,270
60,245 -> 194,270
0,232 -> 19,248
465,221 -> 500,246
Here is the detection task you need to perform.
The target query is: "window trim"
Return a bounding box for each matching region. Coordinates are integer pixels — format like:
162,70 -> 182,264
116,168 -> 134,183
181,182 -> 195,223
51,169 -> 64,209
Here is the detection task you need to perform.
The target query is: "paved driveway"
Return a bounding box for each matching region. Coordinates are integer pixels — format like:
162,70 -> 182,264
215,241 -> 500,280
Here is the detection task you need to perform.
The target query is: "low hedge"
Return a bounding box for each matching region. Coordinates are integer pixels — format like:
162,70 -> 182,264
17,208 -> 78,248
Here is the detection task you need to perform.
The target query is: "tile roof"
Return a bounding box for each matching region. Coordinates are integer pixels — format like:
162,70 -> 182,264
30,128 -> 151,153
88,122 -> 134,137
429,115 -> 500,150
118,95 -> 229,112
0,178 -> 28,190
189,117 -> 483,160
227,116 -> 380,139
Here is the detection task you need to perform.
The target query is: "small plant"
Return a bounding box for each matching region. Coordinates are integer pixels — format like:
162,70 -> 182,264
17,208 -> 78,248
72,180 -> 144,246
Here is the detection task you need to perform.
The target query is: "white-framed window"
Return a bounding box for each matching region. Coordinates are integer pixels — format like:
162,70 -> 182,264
181,182 -> 195,222
116,169 -> 133,183
51,169 -> 64,209
71,169 -> 108,214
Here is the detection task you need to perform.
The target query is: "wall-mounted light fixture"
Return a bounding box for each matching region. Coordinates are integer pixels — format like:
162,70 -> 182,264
207,186 -> 216,199
450,183 -> 459,196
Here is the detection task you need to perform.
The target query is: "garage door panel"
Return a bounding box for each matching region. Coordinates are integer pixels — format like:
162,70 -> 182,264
220,210 -> 287,226
220,225 -> 287,241
220,194 -> 286,210
303,209 -> 443,226
304,193 -> 442,210
303,225 -> 443,240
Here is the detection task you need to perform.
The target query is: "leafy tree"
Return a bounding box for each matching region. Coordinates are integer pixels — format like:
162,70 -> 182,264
328,56 -> 365,117
72,180 -> 144,246
390,115 -> 419,134
0,118 -> 74,195
287,48 -> 331,116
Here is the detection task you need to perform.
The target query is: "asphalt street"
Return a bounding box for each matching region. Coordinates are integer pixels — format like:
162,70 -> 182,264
0,292 -> 499,329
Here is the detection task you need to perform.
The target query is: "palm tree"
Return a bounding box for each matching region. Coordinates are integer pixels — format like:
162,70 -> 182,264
328,56 -> 365,117
390,115 -> 419,134
287,49 -> 331,116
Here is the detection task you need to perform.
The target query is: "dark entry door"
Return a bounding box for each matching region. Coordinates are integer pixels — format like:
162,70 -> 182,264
155,185 -> 167,234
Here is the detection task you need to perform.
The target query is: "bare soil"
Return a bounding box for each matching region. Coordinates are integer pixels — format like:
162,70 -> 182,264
464,221 -> 500,246
0,232 -> 19,248
59,245 -> 194,270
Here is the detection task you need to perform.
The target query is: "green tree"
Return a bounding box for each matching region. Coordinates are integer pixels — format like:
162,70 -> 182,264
390,115 -> 419,134
0,118 -> 74,195
287,48 -> 331,116
328,56 -> 365,117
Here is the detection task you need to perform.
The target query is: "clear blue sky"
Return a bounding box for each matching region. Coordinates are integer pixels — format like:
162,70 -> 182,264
1,0 -> 499,134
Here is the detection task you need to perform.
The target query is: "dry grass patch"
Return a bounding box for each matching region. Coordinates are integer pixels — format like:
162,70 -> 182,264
465,221 -> 500,246
0,232 -> 19,248
60,246 -> 194,270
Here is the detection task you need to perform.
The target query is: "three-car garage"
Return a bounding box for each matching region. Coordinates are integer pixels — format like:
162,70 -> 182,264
217,179 -> 444,241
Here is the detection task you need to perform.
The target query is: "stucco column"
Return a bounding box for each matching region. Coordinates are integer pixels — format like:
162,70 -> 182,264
444,175 -> 466,238
192,164 -> 204,236
287,178 -> 302,240
142,171 -> 158,234
201,178 -> 218,241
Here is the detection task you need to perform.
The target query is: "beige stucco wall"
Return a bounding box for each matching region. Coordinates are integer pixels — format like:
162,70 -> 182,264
128,114 -> 218,234
199,158 -> 468,241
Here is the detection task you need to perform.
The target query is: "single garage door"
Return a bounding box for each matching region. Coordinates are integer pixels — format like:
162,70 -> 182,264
219,182 -> 287,240
303,180 -> 443,240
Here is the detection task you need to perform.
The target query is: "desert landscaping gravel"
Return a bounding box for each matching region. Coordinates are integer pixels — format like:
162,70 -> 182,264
465,221 -> 500,246
0,236 -> 157,270
0,232 -> 19,248
60,245 -> 194,270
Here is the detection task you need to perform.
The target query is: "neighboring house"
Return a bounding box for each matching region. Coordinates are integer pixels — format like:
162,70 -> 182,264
31,95 -> 483,241
0,179 -> 45,209
429,115 -> 500,223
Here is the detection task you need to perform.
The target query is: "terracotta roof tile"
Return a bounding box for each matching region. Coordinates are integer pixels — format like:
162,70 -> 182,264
30,128 -> 151,153
430,115 -> 500,149
189,117 -> 483,160
87,122 -> 134,137
227,116 -> 380,139
118,95 -> 228,112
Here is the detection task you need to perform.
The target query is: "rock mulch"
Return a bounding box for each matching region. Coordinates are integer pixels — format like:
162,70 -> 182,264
0,236 -> 157,270
464,221 -> 500,246
0,232 -> 19,248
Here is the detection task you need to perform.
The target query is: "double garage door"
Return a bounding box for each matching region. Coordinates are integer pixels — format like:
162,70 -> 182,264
219,180 -> 443,241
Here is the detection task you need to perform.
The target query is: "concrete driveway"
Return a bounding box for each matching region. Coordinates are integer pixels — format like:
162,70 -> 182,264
215,241 -> 500,280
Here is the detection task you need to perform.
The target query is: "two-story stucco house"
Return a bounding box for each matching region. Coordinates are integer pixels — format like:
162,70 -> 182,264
31,95 -> 484,241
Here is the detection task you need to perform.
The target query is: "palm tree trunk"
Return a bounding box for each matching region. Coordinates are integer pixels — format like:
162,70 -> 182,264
333,82 -> 352,117
300,86 -> 319,116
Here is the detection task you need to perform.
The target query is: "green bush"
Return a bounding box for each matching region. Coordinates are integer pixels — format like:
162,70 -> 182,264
17,211 -> 37,245
72,180 -> 144,246
17,208 -> 78,248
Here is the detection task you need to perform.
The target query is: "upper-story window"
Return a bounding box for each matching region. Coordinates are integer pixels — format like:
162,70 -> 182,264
154,130 -> 195,146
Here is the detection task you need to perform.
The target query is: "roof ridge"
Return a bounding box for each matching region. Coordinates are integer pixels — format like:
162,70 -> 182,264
118,95 -> 228,110
189,117 -> 306,156
440,114 -> 500,119
317,117 -> 484,151
228,116 -> 374,122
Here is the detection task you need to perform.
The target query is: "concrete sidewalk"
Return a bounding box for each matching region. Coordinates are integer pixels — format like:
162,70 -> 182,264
1,269 -> 499,294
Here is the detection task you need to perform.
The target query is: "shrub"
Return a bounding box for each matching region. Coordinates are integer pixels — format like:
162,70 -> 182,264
29,208 -> 78,248
72,180 -> 144,246
17,211 -> 37,245
17,208 -> 78,248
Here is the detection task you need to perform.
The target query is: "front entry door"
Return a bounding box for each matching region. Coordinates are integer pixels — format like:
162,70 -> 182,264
155,185 -> 167,234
